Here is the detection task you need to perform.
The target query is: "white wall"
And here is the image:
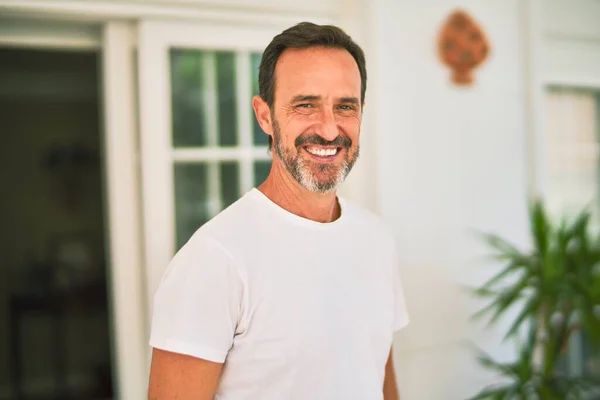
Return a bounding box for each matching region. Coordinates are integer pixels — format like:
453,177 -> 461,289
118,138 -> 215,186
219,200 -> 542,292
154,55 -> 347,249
369,0 -> 531,398
541,0 -> 600,87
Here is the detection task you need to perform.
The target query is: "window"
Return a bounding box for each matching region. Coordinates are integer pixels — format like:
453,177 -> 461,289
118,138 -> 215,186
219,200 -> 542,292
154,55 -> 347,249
169,49 -> 271,250
545,88 -> 600,220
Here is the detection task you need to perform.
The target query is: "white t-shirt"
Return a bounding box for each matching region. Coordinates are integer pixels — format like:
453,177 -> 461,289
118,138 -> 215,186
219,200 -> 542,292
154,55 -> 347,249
150,188 -> 409,400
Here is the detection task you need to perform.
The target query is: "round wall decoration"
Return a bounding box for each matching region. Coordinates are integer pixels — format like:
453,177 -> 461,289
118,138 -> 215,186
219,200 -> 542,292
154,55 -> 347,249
438,9 -> 490,86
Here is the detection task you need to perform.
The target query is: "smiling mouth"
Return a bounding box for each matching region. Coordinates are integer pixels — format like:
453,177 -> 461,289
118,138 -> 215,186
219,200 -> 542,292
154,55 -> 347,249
303,145 -> 342,160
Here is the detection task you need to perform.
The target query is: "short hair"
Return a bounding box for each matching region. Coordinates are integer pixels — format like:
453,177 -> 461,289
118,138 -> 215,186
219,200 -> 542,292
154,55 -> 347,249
258,22 -> 367,148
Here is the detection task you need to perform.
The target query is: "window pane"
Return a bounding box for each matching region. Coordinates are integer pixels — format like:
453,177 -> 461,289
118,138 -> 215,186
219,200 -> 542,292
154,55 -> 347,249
174,163 -> 209,250
174,162 -> 241,249
253,160 -> 271,186
170,49 -> 207,147
217,52 -> 238,146
170,49 -> 240,148
545,88 -> 600,219
220,162 -> 240,208
251,53 -> 269,146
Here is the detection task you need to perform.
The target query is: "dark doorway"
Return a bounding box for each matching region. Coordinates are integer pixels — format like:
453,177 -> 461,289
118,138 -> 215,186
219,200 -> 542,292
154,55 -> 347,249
0,48 -> 113,399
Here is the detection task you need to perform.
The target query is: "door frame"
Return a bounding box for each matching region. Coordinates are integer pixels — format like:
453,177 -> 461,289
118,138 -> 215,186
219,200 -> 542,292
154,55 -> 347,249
0,14 -> 147,400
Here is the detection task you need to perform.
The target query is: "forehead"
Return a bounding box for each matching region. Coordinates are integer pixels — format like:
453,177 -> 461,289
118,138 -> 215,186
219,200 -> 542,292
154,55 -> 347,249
274,47 -> 361,101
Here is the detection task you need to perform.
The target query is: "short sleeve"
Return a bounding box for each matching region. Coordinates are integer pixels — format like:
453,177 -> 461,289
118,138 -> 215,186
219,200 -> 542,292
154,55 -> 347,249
149,235 -> 243,363
391,244 -> 410,332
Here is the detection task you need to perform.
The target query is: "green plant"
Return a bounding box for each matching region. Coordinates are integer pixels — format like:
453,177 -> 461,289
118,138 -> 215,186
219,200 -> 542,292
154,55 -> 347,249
470,200 -> 600,399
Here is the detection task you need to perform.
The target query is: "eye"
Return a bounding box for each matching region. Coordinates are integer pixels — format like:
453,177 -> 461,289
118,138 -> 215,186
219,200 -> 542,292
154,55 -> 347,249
296,103 -> 313,109
338,104 -> 356,111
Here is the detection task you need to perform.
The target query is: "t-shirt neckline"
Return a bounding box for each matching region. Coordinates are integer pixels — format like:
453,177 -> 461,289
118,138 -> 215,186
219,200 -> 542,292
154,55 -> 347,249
248,188 -> 347,229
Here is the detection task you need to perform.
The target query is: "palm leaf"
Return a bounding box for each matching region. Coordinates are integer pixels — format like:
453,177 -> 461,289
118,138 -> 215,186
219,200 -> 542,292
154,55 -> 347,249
503,295 -> 541,341
481,233 -> 530,264
475,351 -> 517,377
468,382 -> 522,400
472,286 -> 501,298
568,207 -> 592,238
485,278 -> 532,326
469,199 -> 600,400
479,259 -> 531,292
530,200 -> 551,256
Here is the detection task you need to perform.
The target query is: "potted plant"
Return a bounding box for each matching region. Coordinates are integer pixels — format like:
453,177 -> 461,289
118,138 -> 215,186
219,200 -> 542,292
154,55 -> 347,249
469,200 -> 600,399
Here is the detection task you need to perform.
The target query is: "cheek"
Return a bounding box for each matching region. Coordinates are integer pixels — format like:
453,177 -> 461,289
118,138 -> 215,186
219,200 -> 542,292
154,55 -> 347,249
278,119 -> 307,147
281,115 -> 315,138
338,116 -> 361,138
281,112 -> 362,140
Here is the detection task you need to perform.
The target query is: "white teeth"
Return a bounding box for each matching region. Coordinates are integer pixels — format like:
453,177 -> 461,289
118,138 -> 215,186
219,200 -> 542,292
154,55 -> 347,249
307,147 -> 337,157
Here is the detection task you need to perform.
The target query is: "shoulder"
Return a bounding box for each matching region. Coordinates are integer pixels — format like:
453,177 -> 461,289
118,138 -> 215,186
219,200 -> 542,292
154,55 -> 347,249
192,191 -> 258,235
178,190 -> 263,258
163,232 -> 236,285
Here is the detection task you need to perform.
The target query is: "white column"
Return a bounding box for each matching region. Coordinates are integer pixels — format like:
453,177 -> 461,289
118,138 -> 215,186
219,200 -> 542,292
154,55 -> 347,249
102,20 -> 148,400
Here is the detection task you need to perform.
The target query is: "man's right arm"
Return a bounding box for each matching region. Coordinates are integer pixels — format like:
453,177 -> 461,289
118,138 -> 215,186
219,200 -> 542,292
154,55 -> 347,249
147,236 -> 243,399
148,348 -> 223,400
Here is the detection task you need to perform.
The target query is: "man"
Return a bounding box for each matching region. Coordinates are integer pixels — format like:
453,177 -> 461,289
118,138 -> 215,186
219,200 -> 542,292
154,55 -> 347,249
148,22 -> 409,400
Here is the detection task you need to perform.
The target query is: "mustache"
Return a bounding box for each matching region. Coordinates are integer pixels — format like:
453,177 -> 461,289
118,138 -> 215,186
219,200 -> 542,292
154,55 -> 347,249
295,134 -> 352,149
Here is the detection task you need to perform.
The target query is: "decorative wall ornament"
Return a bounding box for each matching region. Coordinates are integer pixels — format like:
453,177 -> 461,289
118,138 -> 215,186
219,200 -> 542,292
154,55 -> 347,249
438,9 -> 490,86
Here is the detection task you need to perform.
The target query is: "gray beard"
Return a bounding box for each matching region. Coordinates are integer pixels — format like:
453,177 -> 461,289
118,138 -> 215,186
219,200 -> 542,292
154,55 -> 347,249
272,118 -> 359,194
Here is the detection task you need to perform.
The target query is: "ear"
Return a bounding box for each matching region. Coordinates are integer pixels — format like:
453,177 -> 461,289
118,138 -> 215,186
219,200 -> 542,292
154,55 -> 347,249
252,95 -> 273,136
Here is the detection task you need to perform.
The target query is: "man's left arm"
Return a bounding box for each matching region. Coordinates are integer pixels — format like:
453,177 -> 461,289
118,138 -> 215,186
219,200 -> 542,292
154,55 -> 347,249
383,347 -> 399,400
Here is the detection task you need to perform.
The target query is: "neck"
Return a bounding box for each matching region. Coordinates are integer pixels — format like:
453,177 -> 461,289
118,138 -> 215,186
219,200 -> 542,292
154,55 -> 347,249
258,160 -> 341,223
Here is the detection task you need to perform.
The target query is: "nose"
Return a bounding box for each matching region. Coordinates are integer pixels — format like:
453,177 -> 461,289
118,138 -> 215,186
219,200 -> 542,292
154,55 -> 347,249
316,108 -> 339,142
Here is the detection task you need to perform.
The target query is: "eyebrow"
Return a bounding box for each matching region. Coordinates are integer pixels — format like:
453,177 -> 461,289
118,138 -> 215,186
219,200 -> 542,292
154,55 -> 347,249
291,95 -> 321,103
290,95 -> 360,105
339,97 -> 360,105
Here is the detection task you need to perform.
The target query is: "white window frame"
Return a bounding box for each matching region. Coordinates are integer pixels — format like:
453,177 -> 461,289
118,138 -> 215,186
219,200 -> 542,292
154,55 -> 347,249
543,88 -> 600,218
525,0 -> 600,200
137,20 -> 302,318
